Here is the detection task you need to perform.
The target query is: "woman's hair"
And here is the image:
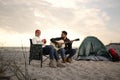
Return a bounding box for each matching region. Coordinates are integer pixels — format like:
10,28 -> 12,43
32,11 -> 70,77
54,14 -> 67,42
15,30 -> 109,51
35,29 -> 41,34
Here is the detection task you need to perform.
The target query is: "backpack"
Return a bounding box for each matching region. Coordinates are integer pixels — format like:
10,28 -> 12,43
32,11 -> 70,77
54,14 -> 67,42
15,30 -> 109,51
109,48 -> 120,61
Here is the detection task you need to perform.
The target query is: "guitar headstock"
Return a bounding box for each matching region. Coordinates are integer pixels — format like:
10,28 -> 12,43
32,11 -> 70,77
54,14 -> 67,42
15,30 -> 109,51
74,38 -> 80,41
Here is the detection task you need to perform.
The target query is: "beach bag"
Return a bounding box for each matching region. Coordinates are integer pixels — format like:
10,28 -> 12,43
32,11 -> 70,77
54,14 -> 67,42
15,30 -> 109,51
109,48 -> 120,61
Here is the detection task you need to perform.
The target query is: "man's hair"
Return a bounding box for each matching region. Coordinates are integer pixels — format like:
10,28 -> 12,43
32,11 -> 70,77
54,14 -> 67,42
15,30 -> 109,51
62,31 -> 67,35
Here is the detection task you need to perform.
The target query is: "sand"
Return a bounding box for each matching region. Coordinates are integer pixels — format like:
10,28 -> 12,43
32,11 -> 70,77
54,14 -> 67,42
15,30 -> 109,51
0,47 -> 120,80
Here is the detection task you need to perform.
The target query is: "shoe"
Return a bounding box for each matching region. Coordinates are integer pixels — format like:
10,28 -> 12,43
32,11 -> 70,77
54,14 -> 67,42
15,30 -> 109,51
57,60 -> 65,67
61,58 -> 66,63
49,59 -> 57,68
66,58 -> 72,63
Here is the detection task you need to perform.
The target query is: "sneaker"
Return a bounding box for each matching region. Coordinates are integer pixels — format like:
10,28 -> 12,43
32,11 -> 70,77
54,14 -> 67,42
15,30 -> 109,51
61,58 -> 66,63
66,58 -> 72,63
49,59 -> 57,68
57,60 -> 65,67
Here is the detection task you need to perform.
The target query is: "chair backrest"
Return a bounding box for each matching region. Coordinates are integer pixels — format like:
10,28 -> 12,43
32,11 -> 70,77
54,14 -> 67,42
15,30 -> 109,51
30,39 -> 33,45
29,39 -> 42,60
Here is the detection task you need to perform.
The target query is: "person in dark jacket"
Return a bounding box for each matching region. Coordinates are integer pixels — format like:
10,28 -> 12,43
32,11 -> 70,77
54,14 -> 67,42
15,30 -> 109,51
50,31 -> 76,63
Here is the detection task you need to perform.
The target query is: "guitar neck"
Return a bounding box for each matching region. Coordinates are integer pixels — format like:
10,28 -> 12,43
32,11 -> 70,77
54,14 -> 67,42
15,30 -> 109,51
64,39 -> 79,44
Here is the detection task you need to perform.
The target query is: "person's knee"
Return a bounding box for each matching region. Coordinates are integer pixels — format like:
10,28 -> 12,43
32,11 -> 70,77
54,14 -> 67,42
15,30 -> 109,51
59,48 -> 65,53
47,45 -> 54,50
49,45 -> 54,48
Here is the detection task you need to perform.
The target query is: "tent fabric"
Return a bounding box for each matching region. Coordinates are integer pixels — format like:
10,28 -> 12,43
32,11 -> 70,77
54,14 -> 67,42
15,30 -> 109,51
77,56 -> 110,61
77,36 -> 112,61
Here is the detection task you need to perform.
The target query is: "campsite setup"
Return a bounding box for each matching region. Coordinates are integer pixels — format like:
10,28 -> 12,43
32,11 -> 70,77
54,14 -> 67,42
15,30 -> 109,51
76,36 -> 119,61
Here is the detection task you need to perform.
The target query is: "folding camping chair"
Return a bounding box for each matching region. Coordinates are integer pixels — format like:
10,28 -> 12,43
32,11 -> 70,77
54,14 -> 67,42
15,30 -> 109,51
29,39 -> 49,67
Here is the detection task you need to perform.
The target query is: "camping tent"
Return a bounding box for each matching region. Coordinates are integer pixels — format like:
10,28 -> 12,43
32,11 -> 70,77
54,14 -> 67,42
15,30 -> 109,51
77,36 -> 112,61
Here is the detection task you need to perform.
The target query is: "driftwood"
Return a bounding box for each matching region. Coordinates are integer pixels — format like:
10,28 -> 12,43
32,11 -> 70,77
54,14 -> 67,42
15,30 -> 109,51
0,76 -> 10,80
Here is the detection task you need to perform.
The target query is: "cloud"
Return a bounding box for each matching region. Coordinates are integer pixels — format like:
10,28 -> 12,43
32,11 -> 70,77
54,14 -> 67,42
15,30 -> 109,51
0,0 -> 110,33
34,8 -> 46,18
65,8 -> 108,32
44,0 -> 77,8
0,0 -> 119,46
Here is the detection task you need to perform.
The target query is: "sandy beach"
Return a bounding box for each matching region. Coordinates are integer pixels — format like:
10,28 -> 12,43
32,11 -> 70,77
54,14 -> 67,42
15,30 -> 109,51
0,47 -> 120,80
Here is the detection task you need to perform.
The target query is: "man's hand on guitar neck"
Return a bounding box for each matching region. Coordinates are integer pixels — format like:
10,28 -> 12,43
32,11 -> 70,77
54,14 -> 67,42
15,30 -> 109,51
70,40 -> 73,44
68,38 -> 80,44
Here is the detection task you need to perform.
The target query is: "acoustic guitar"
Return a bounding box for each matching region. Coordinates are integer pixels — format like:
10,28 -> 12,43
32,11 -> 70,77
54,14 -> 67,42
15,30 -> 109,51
50,38 -> 80,50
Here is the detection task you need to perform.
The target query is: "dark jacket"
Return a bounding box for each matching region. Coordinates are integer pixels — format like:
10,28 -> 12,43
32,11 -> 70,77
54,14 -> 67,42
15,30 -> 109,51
50,37 -> 72,50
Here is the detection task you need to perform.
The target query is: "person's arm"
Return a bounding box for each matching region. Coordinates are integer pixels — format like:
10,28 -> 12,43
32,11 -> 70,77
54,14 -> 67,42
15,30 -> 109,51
50,37 -> 62,44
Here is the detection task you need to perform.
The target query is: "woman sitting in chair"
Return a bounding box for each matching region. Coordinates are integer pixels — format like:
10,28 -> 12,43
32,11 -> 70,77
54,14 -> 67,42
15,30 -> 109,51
32,29 -> 65,68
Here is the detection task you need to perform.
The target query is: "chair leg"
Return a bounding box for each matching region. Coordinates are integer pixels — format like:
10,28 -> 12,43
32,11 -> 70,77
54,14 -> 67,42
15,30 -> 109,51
39,53 -> 43,68
41,60 -> 42,68
29,59 -> 31,65
42,56 -> 49,62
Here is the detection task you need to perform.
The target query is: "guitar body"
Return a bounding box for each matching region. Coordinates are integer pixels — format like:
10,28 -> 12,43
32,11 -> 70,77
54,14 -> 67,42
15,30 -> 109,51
50,40 -> 65,50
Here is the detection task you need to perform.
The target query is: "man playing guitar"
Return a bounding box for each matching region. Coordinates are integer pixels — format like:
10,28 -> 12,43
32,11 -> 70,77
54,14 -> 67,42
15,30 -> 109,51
50,31 -> 78,63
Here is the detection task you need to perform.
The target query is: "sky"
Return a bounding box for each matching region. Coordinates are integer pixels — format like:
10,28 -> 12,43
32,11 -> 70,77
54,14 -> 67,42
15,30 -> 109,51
0,0 -> 120,47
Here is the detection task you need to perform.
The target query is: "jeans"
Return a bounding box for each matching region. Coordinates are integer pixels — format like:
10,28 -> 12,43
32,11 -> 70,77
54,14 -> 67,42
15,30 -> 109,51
42,45 -> 60,61
65,49 -> 76,58
58,48 -> 76,60
58,48 -> 66,60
